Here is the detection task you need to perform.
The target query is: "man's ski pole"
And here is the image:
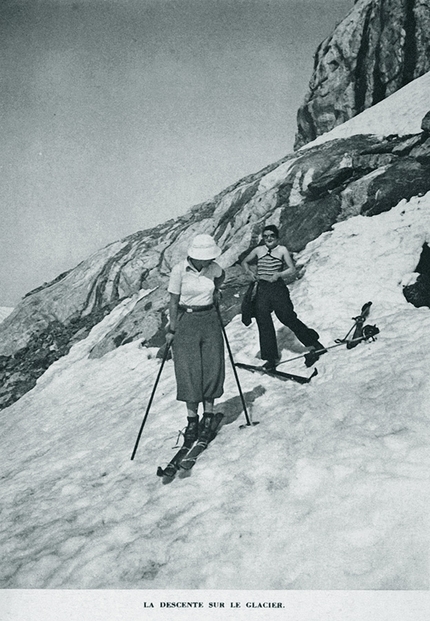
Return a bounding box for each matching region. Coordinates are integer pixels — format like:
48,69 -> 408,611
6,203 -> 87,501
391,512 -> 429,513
215,304 -> 256,427
276,332 -> 378,367
130,344 -> 170,460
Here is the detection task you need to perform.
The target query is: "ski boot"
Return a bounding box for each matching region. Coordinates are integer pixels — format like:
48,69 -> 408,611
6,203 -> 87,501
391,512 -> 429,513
263,360 -> 276,371
156,417 -> 199,478
262,358 -> 280,371
199,412 -> 215,444
304,341 -> 327,367
184,416 -> 199,447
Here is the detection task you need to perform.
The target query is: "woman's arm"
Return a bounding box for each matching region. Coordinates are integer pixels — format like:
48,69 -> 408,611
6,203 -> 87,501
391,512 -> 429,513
213,269 -> 226,306
214,269 -> 225,290
166,293 -> 180,344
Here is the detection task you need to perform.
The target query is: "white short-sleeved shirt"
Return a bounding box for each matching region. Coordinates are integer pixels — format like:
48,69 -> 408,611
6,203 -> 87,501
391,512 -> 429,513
168,259 -> 223,307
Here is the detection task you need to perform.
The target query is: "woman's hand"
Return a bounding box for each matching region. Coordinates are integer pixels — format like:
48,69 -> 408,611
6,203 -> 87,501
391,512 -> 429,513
242,268 -> 258,282
165,326 -> 175,345
213,288 -> 223,306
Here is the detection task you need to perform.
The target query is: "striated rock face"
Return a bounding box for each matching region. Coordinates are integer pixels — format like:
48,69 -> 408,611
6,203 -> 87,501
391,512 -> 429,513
295,0 -> 430,149
1,109 -> 430,410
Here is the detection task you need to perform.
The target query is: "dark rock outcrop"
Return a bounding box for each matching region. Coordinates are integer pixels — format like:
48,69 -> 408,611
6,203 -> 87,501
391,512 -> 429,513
403,242 -> 430,307
422,111 -> 430,133
295,0 -> 430,148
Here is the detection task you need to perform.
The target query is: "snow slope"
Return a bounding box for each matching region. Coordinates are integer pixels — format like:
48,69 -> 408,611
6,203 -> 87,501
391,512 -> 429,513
1,193 -> 430,591
1,73 -> 430,619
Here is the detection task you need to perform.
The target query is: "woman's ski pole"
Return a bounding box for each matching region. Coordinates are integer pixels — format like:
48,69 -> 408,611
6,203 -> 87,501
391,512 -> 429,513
215,305 -> 257,427
130,344 -> 170,460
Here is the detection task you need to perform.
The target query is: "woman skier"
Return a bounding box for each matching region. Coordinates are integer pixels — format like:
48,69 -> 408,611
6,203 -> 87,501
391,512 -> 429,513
165,234 -> 225,447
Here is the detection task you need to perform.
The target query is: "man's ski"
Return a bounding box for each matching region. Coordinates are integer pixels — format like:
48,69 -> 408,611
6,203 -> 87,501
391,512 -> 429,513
178,412 -> 224,471
337,301 -> 373,349
276,302 -> 379,368
235,362 -> 317,384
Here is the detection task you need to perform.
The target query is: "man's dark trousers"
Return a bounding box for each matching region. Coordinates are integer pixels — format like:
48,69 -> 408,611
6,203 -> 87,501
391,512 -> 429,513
255,279 -> 319,361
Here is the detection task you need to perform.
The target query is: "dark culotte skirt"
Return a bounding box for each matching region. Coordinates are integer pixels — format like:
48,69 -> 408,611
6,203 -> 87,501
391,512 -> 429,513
173,307 -> 225,402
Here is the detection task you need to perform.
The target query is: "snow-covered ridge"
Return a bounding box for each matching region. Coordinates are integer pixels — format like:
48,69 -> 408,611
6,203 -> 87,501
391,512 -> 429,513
0,307 -> 13,323
301,71 -> 430,149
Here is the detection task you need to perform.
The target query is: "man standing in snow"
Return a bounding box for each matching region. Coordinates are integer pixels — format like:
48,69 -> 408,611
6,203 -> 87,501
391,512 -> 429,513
241,225 -> 325,369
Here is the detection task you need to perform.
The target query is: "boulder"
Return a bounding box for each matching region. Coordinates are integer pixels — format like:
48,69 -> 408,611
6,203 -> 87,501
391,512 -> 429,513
295,0 -> 430,148
422,110 -> 430,133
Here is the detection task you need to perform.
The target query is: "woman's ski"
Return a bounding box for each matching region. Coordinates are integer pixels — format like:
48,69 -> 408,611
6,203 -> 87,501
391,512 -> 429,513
156,443 -> 192,480
178,412 -> 224,471
157,412 -> 224,480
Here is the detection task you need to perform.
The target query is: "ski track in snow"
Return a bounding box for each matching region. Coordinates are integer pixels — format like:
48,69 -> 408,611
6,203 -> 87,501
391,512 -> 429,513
1,195 -> 430,590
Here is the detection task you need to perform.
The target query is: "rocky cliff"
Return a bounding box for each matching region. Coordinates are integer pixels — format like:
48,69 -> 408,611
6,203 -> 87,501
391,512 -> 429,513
1,76 -> 429,410
295,0 -> 430,148
2,0 -> 430,413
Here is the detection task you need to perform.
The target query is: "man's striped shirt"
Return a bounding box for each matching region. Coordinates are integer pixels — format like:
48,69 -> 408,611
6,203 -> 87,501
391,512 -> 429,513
257,246 -> 285,280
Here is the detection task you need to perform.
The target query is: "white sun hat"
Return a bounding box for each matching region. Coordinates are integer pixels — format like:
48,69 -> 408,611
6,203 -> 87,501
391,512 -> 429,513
187,234 -> 222,260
